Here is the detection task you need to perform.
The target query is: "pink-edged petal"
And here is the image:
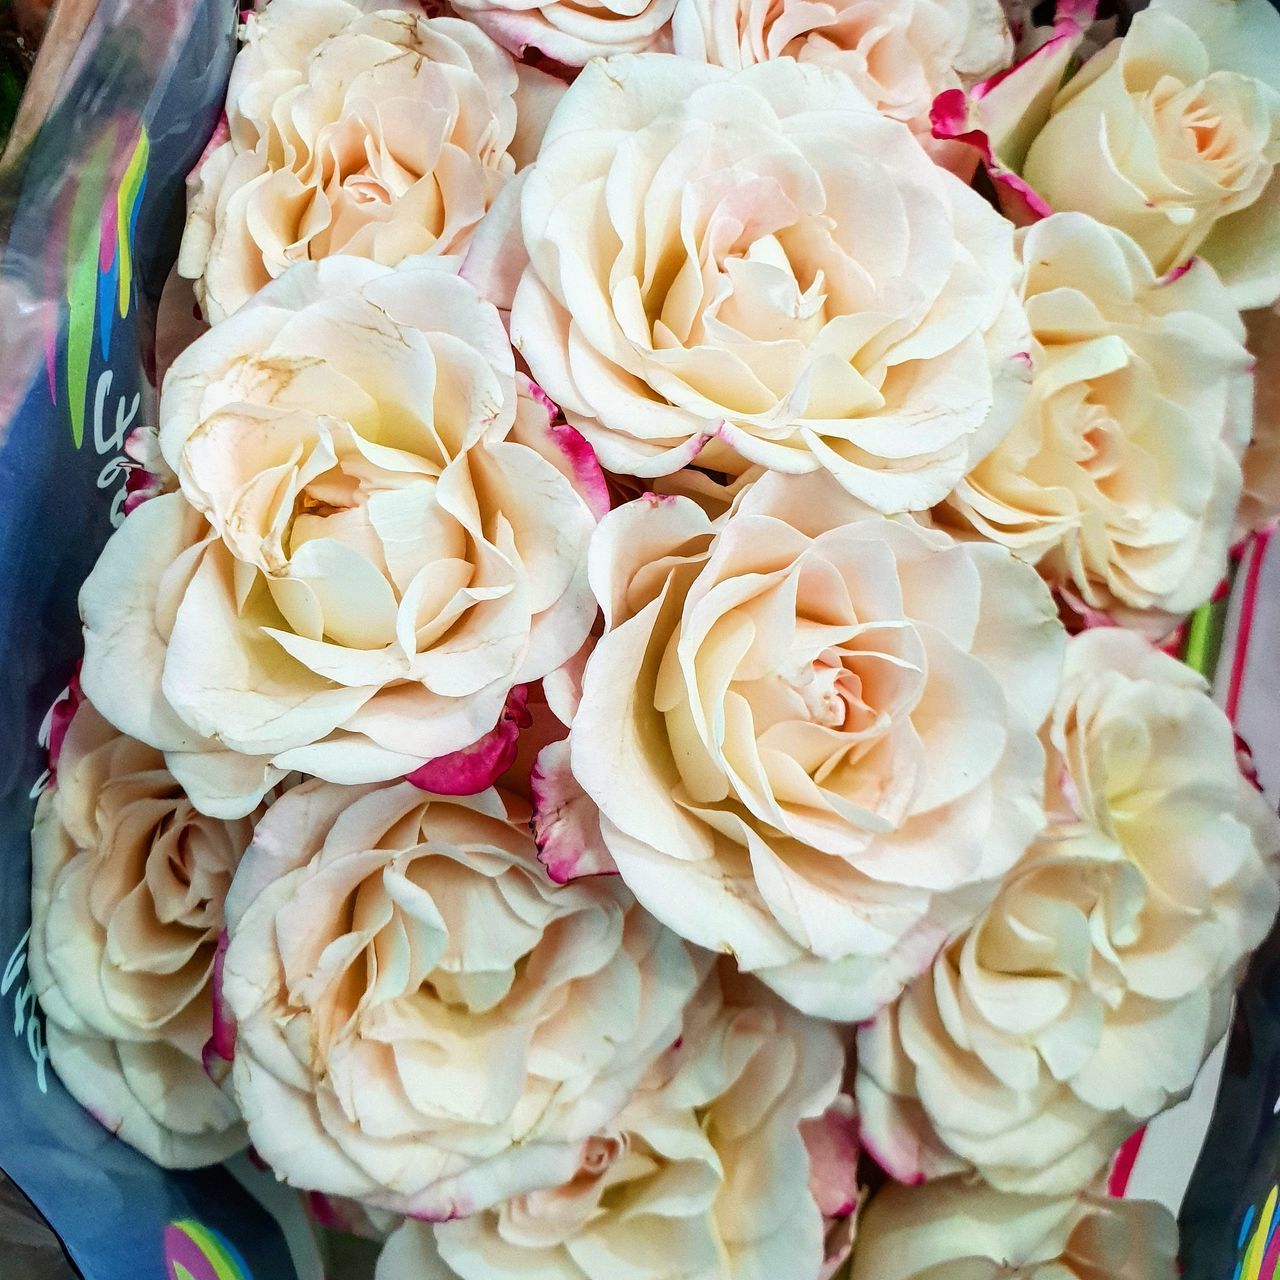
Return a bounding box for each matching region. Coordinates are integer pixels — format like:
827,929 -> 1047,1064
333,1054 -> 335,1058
512,374 -> 612,520
931,4 -> 1096,225
202,929 -> 236,1086
46,671 -> 84,778
530,739 -> 617,884
803,1094 -> 862,1221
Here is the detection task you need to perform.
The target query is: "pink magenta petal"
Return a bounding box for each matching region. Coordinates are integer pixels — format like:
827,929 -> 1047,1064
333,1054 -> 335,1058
47,671 -> 84,777
803,1097 -> 862,1221
857,1116 -> 927,1186
407,686 -> 534,796
530,739 -> 617,883
202,929 -> 235,1084
548,421 -> 610,519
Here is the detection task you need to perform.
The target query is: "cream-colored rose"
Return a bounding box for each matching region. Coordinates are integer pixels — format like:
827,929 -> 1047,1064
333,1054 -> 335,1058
508,54 -> 1031,514
375,964 -> 851,1280
220,776 -> 701,1218
449,0 -> 675,66
857,629 -> 1280,1195
671,0 -> 1011,173
565,469 -> 1065,1022
29,700 -> 249,1168
944,212 -> 1252,632
79,257 -> 600,820
848,1178 -> 1178,1280
178,0 -> 521,323
1020,0 -> 1280,309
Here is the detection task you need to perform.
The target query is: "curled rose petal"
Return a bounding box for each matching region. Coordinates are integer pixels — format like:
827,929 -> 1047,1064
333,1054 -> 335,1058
849,1178 -> 1179,1279
531,739 -> 617,884
449,0 -> 675,68
510,376 -> 611,520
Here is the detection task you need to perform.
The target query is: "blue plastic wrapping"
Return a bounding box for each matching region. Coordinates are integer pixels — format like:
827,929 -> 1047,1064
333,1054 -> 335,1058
0,2 -> 302,1276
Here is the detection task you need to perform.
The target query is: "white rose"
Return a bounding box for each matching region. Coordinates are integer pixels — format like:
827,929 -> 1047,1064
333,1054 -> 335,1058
565,469 -> 1065,1022
80,258 -> 600,820
671,0 -> 1011,173
448,0 -> 675,67
508,54 -> 1031,514
29,699 -> 249,1168
857,629 -> 1280,1194
944,211 -> 1252,632
179,0 -> 521,322
1021,0 -> 1280,309
220,776 -> 701,1218
848,1178 -> 1179,1280
375,963 -> 851,1280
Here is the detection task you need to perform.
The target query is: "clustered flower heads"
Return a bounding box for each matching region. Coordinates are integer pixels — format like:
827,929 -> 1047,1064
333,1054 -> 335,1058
29,0 -> 1280,1275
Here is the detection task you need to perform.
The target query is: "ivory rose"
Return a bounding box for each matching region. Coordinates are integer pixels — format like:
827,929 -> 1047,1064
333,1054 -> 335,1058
179,0 -> 521,323
219,777 -> 701,1218
848,1178 -> 1178,1280
943,212 -> 1252,632
508,54 -> 1031,514
671,0 -> 1012,172
1020,0 -> 1280,309
79,257 -> 600,820
374,964 -> 854,1280
448,0 -> 675,67
857,629 -> 1280,1195
29,700 -> 249,1168
565,469 -> 1065,1022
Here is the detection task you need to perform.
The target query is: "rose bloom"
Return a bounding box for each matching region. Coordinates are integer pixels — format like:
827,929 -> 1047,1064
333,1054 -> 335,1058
80,257 -> 600,820
179,0 -> 521,322
28,700 -> 248,1168
1020,0 -> 1280,309
219,776 -> 701,1218
943,212 -> 1252,632
375,964 -> 855,1280
448,0 -> 675,67
671,0 -> 1012,173
857,629 -> 1280,1195
565,469 -> 1065,1023
848,1178 -> 1178,1280
508,54 -> 1031,514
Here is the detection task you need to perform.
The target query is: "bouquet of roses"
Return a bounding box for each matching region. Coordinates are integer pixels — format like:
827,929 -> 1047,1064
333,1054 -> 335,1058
24,0 -> 1280,1274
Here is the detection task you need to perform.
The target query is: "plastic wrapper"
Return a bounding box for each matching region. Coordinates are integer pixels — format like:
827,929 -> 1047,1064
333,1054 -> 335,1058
0,2 -> 309,1276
